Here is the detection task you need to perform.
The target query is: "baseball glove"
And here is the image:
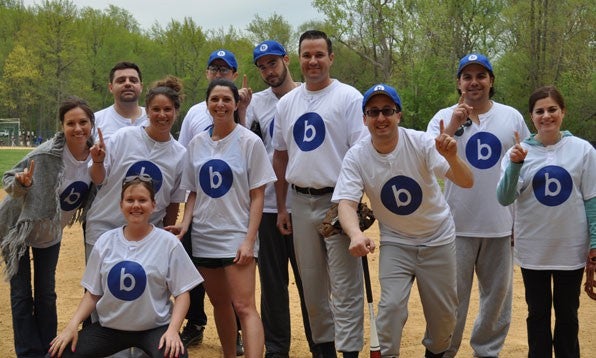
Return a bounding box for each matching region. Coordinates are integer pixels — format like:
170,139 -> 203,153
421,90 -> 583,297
585,255 -> 596,300
317,202 -> 375,238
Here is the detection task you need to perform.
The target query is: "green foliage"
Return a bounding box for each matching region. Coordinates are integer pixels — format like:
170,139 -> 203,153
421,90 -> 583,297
0,0 -> 593,142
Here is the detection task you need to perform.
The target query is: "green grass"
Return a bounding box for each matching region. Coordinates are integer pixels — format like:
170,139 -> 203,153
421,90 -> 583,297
0,148 -> 32,188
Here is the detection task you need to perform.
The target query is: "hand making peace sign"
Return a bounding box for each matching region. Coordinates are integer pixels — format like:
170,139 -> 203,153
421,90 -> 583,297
90,128 -> 106,164
15,159 -> 35,187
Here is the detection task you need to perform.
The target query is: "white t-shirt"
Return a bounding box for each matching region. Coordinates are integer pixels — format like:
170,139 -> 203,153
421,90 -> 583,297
272,80 -> 365,188
181,125 -> 277,258
427,101 -> 529,237
501,135 -> 596,270
94,105 -> 148,142
178,101 -> 213,147
333,127 -> 454,246
85,126 -> 187,245
83,226 -> 203,331
59,148 -> 92,228
246,87 -> 292,213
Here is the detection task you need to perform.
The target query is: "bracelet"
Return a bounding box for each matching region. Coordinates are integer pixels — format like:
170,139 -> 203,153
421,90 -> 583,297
93,161 -> 104,164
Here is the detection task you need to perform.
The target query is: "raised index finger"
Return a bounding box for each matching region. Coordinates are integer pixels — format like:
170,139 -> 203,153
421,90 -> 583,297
242,74 -> 248,89
458,92 -> 465,104
97,127 -> 104,146
439,119 -> 445,134
514,131 -> 520,145
28,159 -> 35,177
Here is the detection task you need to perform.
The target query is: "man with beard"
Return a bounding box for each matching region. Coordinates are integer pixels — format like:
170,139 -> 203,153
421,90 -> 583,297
247,40 -> 315,358
94,62 -> 146,141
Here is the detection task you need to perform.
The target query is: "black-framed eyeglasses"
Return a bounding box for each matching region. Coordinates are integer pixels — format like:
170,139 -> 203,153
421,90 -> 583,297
122,173 -> 153,186
208,65 -> 232,75
454,118 -> 473,137
365,108 -> 399,118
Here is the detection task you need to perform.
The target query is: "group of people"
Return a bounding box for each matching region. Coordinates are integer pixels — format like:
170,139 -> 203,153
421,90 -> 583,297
1,28 -> 594,358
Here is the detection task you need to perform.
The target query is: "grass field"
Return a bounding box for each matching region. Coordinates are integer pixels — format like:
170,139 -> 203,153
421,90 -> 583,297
0,148 -> 32,187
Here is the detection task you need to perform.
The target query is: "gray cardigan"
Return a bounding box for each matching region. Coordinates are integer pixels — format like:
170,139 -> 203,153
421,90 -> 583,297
0,132 -> 86,279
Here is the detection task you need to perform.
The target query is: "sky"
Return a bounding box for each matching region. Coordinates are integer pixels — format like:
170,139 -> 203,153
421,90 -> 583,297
22,0 -> 325,31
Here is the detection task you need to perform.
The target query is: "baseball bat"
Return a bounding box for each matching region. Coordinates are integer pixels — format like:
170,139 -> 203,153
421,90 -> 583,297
362,255 -> 381,358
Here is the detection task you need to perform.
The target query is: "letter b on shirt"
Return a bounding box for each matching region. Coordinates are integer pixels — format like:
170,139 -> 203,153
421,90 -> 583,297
532,165 -> 572,206
381,176 -> 423,215
293,113 -> 326,152
199,159 -> 233,198
107,261 -> 147,301
465,132 -> 501,169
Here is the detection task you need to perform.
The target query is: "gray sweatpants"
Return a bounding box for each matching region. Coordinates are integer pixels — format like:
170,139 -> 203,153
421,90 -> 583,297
443,236 -> 513,358
290,190 -> 364,352
376,241 -> 457,357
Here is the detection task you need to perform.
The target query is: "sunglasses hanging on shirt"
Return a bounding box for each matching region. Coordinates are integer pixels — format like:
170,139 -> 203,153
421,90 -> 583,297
454,118 -> 473,137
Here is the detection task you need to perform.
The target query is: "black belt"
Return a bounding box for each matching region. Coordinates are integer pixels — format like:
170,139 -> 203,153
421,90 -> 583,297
291,184 -> 334,196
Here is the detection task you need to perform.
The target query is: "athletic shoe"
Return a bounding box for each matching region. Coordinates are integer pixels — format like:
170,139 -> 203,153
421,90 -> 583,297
180,323 -> 205,347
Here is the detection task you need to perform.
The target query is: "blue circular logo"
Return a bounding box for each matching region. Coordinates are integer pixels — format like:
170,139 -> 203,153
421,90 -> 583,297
126,161 -> 163,192
107,261 -> 147,301
199,159 -> 233,198
380,176 -> 423,215
293,112 -> 325,152
60,181 -> 90,211
532,165 -> 572,207
465,132 -> 501,169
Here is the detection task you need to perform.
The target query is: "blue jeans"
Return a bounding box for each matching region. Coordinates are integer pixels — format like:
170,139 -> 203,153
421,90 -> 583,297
10,242 -> 61,358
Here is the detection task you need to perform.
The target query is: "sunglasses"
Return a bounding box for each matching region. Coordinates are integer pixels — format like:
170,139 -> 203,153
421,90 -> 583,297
208,65 -> 232,75
365,108 -> 399,118
454,118 -> 473,137
122,173 -> 154,186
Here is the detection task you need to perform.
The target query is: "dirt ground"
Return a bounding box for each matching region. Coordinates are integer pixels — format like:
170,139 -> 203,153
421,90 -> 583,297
0,189 -> 594,357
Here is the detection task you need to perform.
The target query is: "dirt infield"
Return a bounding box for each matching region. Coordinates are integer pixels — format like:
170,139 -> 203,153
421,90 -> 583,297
0,190 -> 594,356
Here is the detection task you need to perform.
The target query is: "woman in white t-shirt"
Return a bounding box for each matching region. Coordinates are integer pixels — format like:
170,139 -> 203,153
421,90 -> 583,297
85,76 -> 187,258
168,79 -> 276,358
497,86 -> 596,358
49,176 -> 202,357
1,97 -> 94,357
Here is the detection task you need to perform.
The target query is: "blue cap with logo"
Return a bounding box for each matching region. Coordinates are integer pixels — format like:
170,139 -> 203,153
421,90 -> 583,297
457,53 -> 493,77
362,83 -> 402,111
208,49 -> 238,71
253,40 -> 287,64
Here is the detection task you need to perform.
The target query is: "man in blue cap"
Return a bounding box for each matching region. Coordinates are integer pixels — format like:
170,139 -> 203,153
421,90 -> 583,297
247,40 -> 316,358
427,54 -> 530,357
334,83 -> 473,357
178,49 -> 251,147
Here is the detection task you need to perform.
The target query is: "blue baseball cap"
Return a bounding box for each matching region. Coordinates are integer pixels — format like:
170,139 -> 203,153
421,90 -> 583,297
208,49 -> 238,71
362,84 -> 402,111
457,53 -> 493,77
253,40 -> 287,64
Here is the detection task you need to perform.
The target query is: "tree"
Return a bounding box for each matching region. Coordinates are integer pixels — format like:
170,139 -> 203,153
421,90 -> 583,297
246,13 -> 293,51
0,44 -> 41,124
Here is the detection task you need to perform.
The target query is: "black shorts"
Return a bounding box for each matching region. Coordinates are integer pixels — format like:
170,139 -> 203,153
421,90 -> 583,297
192,257 -> 236,268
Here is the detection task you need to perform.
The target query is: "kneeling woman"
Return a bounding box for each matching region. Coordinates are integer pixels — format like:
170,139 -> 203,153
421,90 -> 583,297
49,176 -> 203,357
